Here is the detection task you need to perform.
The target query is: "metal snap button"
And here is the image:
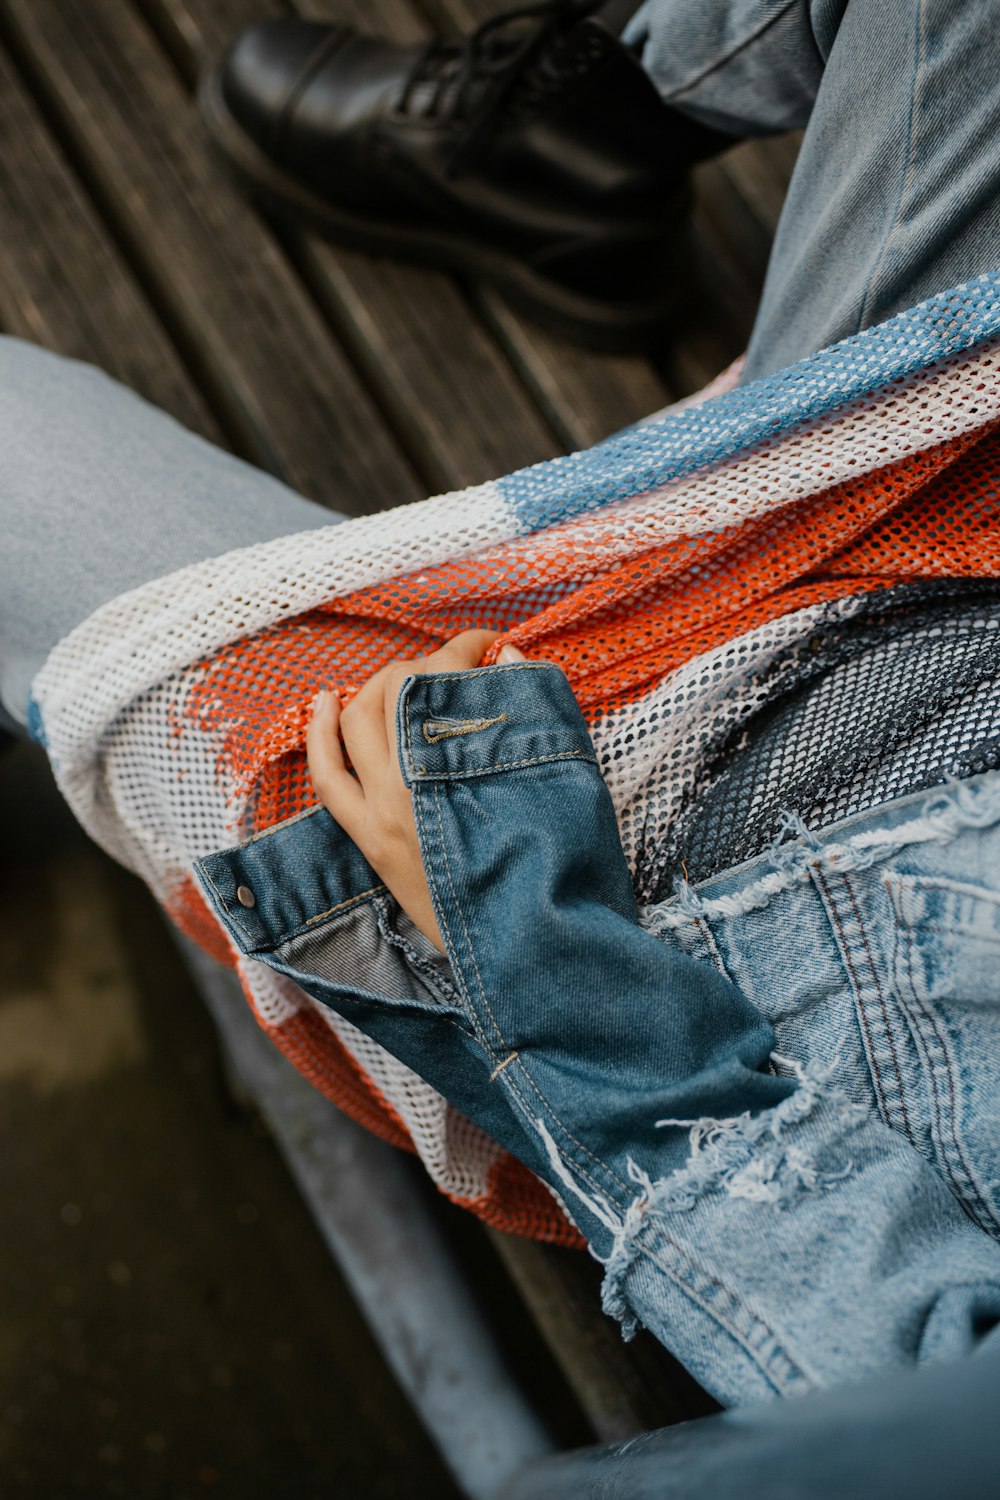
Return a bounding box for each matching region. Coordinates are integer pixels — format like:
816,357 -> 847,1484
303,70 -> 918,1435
236,885 -> 256,909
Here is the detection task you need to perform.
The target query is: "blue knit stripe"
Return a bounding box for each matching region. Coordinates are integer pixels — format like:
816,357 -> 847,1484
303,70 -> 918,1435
26,697 -> 46,747
499,272 -> 1000,532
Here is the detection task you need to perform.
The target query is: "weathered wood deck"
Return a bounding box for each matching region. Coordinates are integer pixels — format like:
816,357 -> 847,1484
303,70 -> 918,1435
0,0 -> 798,1469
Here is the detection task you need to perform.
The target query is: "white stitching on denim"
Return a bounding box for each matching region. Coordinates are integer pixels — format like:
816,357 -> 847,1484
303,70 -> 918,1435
891,891 -> 1000,1238
630,1235 -> 809,1397
534,1053 -> 866,1347
413,784 -> 487,1053
423,805 -> 619,1204
242,800 -> 325,845
490,1051 -> 519,1081
410,749 -> 593,780
409,664 -> 552,684
429,782 -> 506,1054
510,1059 -> 630,1199
371,894 -> 464,1008
423,779 -> 632,1199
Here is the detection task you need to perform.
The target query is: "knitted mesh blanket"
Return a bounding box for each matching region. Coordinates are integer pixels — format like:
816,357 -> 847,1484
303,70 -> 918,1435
32,274 -> 1000,1244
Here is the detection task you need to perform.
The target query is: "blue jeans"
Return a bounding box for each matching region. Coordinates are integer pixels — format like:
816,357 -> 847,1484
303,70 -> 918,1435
628,0 -> 1000,378
0,339 -> 337,734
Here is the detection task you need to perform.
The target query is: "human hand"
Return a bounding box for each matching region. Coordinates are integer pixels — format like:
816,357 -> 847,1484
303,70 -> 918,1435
306,631 -> 525,953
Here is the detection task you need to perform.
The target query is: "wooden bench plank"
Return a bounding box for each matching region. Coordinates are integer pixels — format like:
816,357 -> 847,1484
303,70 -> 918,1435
414,0 -> 677,439
0,0 -> 421,514
489,1231 -> 719,1443
152,0 -> 674,454
472,289 -> 674,451
141,0 -> 566,493
0,40 -> 217,439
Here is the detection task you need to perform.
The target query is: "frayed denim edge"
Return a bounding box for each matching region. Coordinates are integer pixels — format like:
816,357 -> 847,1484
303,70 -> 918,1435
535,1054 -> 867,1341
646,776 -> 1000,931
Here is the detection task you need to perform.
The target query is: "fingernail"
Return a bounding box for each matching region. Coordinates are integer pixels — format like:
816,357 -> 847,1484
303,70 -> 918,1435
498,644 -> 527,664
310,689 -> 329,717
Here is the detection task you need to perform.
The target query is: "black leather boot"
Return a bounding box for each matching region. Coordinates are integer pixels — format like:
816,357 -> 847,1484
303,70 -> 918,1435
200,1 -> 732,350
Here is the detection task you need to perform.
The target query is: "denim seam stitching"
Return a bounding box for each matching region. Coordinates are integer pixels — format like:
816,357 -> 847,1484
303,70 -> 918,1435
633,1233 -> 807,1397
421,812 -> 619,1200
666,0 -> 806,104
424,781 -> 630,1199
241,801 -> 325,848
811,863 -> 895,1129
855,0 -> 927,333
414,786 -> 489,1054
235,887 -> 391,949
371,893 -> 465,1008
507,1060 -> 631,1199
841,870 -> 916,1147
412,664 -> 553,683
693,916 -> 730,977
898,913 -> 994,1231
429,782 -> 506,1055
304,885 -> 389,926
894,898 -> 1000,1235
409,749 -> 593,781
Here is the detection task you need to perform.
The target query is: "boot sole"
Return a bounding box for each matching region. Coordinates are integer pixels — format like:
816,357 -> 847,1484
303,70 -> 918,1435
199,64 -> 685,354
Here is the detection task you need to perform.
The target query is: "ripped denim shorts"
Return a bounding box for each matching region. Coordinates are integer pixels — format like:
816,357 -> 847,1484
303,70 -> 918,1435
617,772 -> 1000,1402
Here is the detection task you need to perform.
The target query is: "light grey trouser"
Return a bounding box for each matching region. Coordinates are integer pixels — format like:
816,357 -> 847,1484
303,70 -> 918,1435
0,340 -> 339,733
3,0 -> 999,729
627,0 -> 1000,378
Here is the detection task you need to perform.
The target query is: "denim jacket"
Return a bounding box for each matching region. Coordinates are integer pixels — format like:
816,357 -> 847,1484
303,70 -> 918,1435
196,663 -> 1000,1408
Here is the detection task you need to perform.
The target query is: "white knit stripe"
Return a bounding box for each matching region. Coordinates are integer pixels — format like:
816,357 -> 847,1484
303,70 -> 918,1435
62,666 -> 240,881
237,961 -> 503,1204
34,480 -> 510,776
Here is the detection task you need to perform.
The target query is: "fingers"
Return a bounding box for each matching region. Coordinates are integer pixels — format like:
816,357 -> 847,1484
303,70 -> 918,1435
308,629 -> 507,825
426,629 -> 500,671
306,690 -> 365,835
338,662 -> 396,775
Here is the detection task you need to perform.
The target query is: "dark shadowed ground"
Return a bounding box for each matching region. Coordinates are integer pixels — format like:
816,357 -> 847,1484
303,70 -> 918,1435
0,739 -> 459,1499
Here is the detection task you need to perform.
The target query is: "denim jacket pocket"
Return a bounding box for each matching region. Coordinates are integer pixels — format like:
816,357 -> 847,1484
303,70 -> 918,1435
886,871 -> 1000,1238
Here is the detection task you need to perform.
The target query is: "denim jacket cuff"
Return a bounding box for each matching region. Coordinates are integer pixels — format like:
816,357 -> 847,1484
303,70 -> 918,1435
395,661 -> 597,783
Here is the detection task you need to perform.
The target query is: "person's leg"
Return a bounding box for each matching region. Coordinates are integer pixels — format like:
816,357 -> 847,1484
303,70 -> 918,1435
624,0 -> 840,136
0,338 -> 341,736
628,0 -> 1000,378
743,0 -> 1000,376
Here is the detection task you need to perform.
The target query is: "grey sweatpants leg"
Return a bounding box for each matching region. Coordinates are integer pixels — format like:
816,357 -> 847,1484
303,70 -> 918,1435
0,338 -> 341,734
627,0 -> 1000,377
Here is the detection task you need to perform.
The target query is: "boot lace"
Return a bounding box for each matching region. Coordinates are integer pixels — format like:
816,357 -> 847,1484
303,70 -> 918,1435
398,0 -> 609,173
